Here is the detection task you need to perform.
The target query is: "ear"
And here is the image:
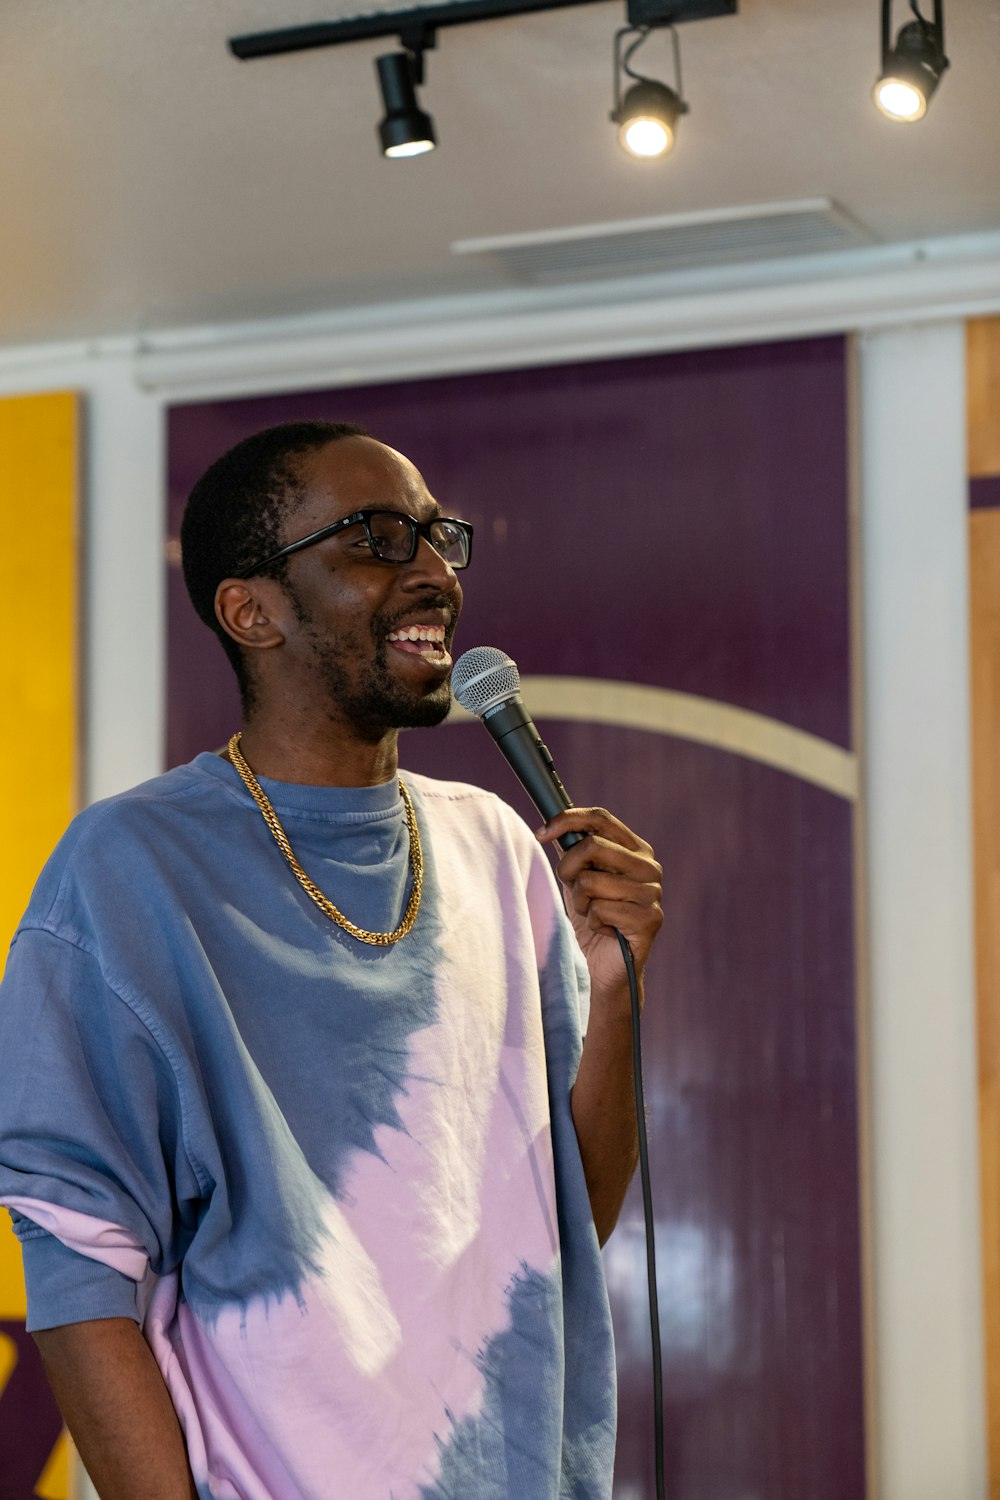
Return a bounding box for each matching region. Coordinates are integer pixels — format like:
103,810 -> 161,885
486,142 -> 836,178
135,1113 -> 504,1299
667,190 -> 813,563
214,579 -> 287,654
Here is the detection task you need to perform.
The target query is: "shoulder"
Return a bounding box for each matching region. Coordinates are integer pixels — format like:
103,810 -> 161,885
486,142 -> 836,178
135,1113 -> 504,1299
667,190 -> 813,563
400,771 -> 535,846
16,756 -> 231,934
57,756 -> 227,849
399,771 -> 559,905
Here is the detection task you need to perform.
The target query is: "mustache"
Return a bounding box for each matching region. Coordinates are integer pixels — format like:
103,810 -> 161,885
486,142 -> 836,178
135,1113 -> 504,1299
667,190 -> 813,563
377,594 -> 461,639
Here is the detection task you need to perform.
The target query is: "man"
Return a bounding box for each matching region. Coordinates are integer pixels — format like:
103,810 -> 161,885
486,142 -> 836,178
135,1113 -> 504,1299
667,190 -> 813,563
0,421 -> 662,1499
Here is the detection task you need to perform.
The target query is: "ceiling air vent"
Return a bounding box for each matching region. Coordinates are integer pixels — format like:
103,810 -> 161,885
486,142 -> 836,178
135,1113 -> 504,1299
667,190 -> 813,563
451,199 -> 873,285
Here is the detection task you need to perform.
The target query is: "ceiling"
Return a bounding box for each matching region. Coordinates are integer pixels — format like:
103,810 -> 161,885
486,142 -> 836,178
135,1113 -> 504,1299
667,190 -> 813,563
1,0 -> 999,350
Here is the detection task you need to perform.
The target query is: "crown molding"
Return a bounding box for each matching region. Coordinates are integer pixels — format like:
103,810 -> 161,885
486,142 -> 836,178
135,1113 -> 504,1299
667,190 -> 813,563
0,230 -> 998,399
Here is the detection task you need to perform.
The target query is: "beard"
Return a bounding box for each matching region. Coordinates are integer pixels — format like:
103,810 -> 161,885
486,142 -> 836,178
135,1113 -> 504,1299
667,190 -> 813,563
290,590 -> 458,737
328,650 -> 454,734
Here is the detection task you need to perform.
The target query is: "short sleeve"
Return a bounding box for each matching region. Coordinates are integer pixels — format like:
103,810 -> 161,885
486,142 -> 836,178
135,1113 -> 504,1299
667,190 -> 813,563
13,1222 -> 152,1329
0,927 -> 202,1331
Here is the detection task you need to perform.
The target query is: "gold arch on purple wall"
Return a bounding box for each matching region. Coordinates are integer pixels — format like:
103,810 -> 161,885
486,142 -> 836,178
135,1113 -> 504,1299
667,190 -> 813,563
449,676 -> 858,801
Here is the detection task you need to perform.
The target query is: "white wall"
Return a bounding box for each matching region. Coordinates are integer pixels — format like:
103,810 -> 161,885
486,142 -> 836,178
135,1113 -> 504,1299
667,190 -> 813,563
0,250 -> 992,1500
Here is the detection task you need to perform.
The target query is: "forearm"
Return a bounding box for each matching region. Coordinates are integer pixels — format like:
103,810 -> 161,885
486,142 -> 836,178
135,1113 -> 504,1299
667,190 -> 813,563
571,976 -> 642,1246
534,805 -> 662,1246
33,1317 -> 197,1500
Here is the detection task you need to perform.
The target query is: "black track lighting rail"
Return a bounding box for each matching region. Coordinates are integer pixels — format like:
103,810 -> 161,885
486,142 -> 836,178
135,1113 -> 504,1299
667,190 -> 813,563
229,0 -> 734,61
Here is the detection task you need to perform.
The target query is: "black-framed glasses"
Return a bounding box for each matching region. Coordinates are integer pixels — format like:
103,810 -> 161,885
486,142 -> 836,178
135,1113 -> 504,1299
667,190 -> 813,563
237,509 -> 474,579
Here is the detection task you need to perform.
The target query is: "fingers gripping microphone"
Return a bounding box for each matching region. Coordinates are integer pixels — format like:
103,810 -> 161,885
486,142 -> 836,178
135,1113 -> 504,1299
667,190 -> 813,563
451,647 -> 584,849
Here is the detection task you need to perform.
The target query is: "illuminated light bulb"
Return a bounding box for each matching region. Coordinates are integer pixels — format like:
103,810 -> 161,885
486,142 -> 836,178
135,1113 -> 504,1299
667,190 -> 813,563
614,80 -> 683,160
874,75 -> 927,120
384,137 -> 435,158
622,116 -> 674,157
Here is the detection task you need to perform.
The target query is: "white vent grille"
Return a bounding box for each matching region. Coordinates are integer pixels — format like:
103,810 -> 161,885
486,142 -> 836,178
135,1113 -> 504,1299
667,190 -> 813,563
452,199 -> 874,284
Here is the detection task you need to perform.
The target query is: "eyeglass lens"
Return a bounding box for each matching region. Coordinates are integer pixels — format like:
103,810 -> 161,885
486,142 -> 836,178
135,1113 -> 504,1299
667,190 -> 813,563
367,512 -> 471,568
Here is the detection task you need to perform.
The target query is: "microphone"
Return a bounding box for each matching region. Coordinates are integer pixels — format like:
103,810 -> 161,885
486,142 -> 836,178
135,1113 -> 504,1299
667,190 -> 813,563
451,647 -> 584,849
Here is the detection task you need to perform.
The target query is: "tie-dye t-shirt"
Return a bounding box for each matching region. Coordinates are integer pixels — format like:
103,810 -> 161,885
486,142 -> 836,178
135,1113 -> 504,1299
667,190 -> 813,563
0,752 -> 617,1500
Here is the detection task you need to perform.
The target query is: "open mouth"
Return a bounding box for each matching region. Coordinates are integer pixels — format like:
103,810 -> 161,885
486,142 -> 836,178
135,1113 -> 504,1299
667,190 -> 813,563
386,624 -> 450,666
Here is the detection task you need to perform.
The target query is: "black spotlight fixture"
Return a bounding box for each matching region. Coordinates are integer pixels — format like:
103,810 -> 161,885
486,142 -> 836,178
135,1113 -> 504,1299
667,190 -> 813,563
611,22 -> 688,158
874,0 -> 949,122
376,46 -> 436,157
229,1 -> 736,159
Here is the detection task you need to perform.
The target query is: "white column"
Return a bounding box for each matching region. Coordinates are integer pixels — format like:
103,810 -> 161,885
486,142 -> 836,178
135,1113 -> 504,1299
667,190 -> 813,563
858,321 -> 987,1500
80,354 -> 165,803
76,359 -> 163,1493
0,346 -> 164,804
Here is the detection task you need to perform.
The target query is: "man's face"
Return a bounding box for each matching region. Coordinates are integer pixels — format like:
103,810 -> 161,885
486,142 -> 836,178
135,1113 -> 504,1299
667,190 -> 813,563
270,437 -> 464,736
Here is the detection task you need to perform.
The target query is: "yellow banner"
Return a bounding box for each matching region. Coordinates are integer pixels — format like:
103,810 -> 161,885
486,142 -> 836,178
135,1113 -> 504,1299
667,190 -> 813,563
0,391 -> 79,1498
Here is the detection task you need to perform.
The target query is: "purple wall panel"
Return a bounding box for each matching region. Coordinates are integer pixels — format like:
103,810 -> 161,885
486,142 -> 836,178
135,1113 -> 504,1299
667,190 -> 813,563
970,474 -> 1000,509
167,337 -> 851,765
166,335 -> 863,1499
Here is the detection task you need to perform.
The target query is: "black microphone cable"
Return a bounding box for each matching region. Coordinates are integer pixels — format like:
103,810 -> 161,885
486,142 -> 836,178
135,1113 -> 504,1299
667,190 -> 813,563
615,927 -> 664,1500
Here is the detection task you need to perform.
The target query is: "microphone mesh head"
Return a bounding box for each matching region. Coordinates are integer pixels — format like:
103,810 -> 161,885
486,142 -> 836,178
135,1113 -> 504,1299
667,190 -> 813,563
452,646 -> 521,717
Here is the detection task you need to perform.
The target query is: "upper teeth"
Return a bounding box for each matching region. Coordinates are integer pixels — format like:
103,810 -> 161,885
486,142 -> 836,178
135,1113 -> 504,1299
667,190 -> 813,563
388,626 -> 446,643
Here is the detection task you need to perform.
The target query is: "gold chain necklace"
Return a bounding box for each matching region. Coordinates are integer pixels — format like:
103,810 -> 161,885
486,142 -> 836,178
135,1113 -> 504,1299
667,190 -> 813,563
227,732 -> 423,947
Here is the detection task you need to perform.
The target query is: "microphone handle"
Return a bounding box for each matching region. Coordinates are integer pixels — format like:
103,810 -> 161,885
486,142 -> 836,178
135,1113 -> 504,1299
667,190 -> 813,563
481,698 -> 585,850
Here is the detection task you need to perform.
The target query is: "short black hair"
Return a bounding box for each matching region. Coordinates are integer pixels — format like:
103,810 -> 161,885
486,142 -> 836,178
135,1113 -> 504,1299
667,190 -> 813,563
180,420 -> 368,702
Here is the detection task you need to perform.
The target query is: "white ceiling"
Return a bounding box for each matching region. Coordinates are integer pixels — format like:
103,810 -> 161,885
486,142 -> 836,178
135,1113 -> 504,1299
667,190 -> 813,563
2,0 -> 999,350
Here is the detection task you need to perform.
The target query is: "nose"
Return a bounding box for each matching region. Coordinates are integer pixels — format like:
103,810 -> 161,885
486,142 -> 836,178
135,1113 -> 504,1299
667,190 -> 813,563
401,534 -> 462,595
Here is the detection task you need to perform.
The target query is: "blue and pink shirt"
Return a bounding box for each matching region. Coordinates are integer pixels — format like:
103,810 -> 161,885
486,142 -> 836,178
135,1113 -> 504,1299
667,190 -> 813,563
0,754 -> 617,1499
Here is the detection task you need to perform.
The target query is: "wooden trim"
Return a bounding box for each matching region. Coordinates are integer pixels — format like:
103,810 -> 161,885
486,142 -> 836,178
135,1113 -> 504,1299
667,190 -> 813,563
968,317 -> 1000,479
